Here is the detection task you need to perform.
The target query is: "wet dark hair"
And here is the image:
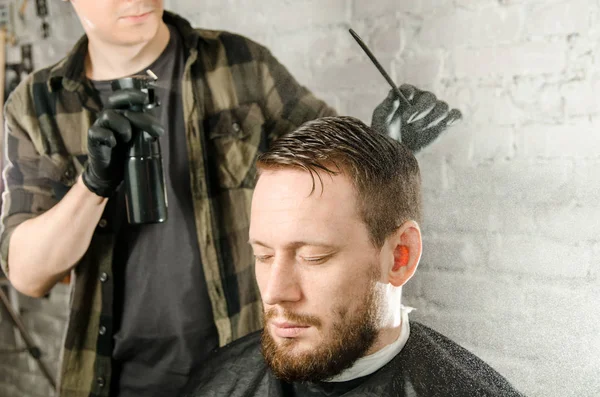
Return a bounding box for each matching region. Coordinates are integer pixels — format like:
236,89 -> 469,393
257,116 -> 422,247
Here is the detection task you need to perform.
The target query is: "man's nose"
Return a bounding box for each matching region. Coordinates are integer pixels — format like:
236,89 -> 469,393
261,256 -> 302,306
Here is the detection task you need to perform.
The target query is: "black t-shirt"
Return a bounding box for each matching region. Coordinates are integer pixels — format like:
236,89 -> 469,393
182,322 -> 526,397
91,24 -> 219,397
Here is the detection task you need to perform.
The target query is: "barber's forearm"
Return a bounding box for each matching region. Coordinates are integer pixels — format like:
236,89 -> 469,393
8,175 -> 108,297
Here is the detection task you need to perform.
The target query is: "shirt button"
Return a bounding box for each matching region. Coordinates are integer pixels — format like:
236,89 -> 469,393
232,122 -> 241,133
97,377 -> 106,388
99,325 -> 107,336
64,168 -> 74,179
99,273 -> 109,283
98,219 -> 108,228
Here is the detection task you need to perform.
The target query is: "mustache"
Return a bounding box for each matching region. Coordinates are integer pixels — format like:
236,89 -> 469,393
264,308 -> 322,328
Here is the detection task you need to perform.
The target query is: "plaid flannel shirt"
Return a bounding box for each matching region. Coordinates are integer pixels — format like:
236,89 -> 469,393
0,11 -> 335,397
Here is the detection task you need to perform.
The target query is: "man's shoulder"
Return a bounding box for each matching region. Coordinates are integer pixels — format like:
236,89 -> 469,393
182,331 -> 266,396
193,27 -> 263,47
402,321 -> 525,396
169,10 -> 263,52
192,28 -> 270,62
5,58 -> 67,113
211,328 -> 263,360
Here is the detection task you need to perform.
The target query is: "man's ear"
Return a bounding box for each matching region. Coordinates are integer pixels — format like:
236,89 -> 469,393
388,220 -> 422,287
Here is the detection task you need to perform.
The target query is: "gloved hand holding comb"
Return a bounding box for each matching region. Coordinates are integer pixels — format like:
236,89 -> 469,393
349,28 -> 462,153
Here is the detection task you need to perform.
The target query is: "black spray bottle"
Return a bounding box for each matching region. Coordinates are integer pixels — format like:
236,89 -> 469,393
111,74 -> 168,224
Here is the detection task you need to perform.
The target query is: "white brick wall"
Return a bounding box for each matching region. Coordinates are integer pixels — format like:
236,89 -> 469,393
1,1 -> 599,396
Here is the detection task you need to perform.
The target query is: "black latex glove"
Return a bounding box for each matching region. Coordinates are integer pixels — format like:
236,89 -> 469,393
371,84 -> 462,153
82,89 -> 164,197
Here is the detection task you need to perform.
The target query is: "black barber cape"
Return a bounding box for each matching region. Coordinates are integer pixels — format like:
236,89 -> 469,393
182,321 -> 525,397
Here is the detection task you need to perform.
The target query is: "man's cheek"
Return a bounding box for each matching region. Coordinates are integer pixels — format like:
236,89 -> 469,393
255,269 -> 269,295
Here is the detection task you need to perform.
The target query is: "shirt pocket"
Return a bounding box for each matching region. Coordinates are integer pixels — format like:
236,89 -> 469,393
207,103 -> 266,189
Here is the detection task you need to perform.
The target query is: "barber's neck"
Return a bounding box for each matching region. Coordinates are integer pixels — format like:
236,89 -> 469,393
85,22 -> 170,81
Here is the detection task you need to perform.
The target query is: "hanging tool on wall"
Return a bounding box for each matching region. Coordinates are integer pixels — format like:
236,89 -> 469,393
21,42 -> 32,73
35,0 -> 49,39
0,1 -> 16,45
18,0 -> 28,20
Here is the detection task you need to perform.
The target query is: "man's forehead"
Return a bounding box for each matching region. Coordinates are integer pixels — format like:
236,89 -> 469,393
254,167 -> 355,200
251,168 -> 361,223
250,168 -> 363,241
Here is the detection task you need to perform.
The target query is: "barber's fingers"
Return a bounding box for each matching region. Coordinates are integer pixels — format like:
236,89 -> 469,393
405,92 -> 438,122
87,127 -> 117,168
408,101 -> 449,131
385,104 -> 403,142
380,85 -> 414,113
427,108 -> 463,130
371,91 -> 398,133
445,108 -> 463,126
123,111 -> 165,138
399,84 -> 416,102
106,89 -> 148,109
88,126 -> 117,148
420,108 -> 463,137
92,110 -> 133,144
378,84 -> 418,116
381,89 -> 401,113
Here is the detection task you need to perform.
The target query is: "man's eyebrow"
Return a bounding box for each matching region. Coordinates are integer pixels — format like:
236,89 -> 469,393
248,239 -> 269,247
248,239 -> 338,249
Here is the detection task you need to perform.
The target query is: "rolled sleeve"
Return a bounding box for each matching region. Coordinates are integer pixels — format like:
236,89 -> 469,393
0,91 -> 59,276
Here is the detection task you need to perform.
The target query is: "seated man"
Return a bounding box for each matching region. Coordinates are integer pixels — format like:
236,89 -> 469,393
183,116 -> 524,397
